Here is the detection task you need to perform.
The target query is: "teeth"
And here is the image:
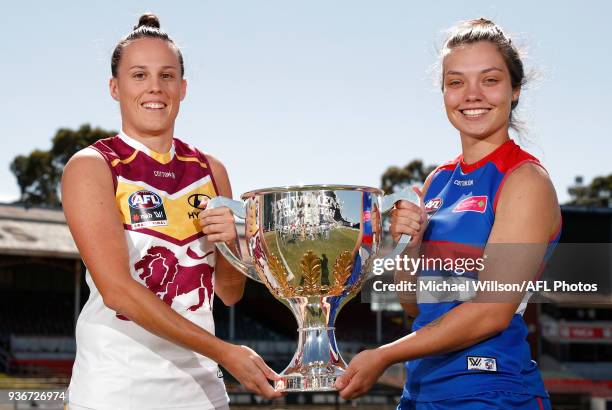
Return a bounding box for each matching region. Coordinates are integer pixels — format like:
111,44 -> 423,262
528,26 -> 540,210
462,109 -> 489,116
142,102 -> 166,109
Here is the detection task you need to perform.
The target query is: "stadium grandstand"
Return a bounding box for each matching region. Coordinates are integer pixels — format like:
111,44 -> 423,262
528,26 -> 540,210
0,202 -> 611,410
0,202 -> 408,408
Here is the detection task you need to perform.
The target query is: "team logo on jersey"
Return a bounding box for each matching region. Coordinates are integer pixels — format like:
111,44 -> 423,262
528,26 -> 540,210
425,198 -> 443,214
116,246 -> 215,321
467,356 -> 497,372
452,195 -> 487,213
128,190 -> 168,229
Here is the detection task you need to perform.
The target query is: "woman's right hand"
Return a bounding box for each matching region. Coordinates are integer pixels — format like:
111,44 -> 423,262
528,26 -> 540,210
389,186 -> 427,249
220,344 -> 283,400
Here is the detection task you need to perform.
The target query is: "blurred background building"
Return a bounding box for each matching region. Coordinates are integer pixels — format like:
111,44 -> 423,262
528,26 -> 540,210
0,202 -> 610,409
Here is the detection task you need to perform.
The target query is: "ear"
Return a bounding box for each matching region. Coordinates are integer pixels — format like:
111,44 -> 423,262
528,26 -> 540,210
109,77 -> 120,102
180,78 -> 187,101
512,87 -> 521,103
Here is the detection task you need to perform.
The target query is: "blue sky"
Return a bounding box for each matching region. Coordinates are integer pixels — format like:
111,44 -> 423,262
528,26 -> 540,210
1,0 -> 610,204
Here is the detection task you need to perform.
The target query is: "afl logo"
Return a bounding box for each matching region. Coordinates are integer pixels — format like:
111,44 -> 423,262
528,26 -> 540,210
128,190 -> 163,210
425,198 -> 443,214
188,193 -> 211,209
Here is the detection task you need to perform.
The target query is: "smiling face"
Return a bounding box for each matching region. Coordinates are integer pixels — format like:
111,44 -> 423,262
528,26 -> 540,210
443,41 -> 520,142
109,38 -> 186,140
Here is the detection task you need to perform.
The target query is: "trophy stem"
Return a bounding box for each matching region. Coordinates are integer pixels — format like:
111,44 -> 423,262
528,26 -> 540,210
275,303 -> 347,392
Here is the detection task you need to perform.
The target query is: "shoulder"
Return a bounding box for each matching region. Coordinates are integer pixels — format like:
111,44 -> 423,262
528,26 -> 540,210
499,161 -> 556,203
203,152 -> 229,179
422,157 -> 460,196
64,147 -> 109,175
173,138 -> 231,193
173,138 -> 228,176
196,149 -> 232,197
62,147 -> 115,193
495,162 -> 560,238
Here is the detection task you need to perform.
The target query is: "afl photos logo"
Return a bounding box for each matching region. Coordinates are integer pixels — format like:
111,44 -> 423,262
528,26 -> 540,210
128,190 -> 168,229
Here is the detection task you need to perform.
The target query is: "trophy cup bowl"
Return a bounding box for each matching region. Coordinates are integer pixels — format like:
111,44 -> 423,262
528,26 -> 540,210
208,185 -> 417,392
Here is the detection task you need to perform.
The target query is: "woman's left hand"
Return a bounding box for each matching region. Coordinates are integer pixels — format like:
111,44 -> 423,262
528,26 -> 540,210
198,199 -> 237,244
335,348 -> 390,400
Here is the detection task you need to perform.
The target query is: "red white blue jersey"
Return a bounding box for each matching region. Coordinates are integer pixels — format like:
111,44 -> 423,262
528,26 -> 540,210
401,139 -> 561,402
68,132 -> 228,409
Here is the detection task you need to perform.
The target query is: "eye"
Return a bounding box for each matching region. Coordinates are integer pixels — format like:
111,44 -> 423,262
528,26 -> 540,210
446,79 -> 463,88
161,72 -> 175,80
132,72 -> 146,80
483,77 -> 499,84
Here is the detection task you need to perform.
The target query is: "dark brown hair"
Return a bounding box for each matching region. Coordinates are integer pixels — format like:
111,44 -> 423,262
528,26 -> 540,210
441,18 -> 525,129
111,13 -> 184,78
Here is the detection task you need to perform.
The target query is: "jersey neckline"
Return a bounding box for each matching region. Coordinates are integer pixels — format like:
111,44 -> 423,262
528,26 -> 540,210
459,139 -> 516,174
118,130 -> 176,164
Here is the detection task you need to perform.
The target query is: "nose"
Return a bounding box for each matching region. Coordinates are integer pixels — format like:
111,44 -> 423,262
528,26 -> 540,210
147,76 -> 162,94
464,81 -> 483,102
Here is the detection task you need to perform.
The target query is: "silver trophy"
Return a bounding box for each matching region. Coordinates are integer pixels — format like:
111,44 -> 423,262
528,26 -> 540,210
208,185 -> 417,392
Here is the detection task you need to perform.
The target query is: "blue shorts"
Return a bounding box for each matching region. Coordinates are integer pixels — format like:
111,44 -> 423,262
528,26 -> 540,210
397,391 -> 551,410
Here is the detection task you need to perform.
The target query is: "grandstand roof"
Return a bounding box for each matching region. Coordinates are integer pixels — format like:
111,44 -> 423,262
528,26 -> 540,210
0,204 -> 79,259
0,203 -> 248,260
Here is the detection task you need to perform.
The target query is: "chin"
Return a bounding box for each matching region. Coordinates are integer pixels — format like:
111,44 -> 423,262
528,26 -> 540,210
454,126 -> 486,138
139,122 -> 172,136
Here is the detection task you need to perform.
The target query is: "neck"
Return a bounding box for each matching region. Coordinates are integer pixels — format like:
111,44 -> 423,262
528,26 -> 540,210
460,129 -> 510,165
121,124 -> 174,153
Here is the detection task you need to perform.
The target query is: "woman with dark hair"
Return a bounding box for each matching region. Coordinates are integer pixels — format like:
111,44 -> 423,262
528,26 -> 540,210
62,13 -> 281,410
336,18 -> 560,410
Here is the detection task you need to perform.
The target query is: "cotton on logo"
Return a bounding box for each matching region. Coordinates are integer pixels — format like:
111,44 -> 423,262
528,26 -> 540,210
116,246 -> 214,320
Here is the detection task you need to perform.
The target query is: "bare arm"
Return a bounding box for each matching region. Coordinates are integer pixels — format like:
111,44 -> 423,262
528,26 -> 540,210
62,149 -> 230,359
381,163 -> 560,360
338,162 -> 561,398
200,154 -> 246,306
62,149 -> 280,398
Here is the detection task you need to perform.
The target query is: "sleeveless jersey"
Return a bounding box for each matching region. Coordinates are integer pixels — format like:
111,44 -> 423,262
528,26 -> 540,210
401,139 -> 561,402
68,131 -> 229,409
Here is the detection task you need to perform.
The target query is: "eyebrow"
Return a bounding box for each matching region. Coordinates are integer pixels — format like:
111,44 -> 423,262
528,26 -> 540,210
128,65 -> 179,70
445,67 -> 504,75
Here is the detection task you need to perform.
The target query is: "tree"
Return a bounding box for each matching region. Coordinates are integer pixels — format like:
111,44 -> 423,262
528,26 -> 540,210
567,174 -> 612,208
10,124 -> 117,207
380,160 -> 437,194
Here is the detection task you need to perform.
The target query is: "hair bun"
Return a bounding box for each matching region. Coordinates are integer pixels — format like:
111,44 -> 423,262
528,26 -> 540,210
475,17 -> 495,25
134,13 -> 160,30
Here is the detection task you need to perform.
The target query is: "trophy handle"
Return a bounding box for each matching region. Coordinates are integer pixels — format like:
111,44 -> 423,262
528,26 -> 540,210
379,186 -> 420,262
206,196 -> 263,283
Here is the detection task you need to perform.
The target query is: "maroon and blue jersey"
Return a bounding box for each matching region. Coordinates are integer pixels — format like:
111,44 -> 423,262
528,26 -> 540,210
401,139 -> 561,403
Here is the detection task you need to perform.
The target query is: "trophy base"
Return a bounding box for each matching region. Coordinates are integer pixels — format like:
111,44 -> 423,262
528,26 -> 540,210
275,373 -> 338,392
